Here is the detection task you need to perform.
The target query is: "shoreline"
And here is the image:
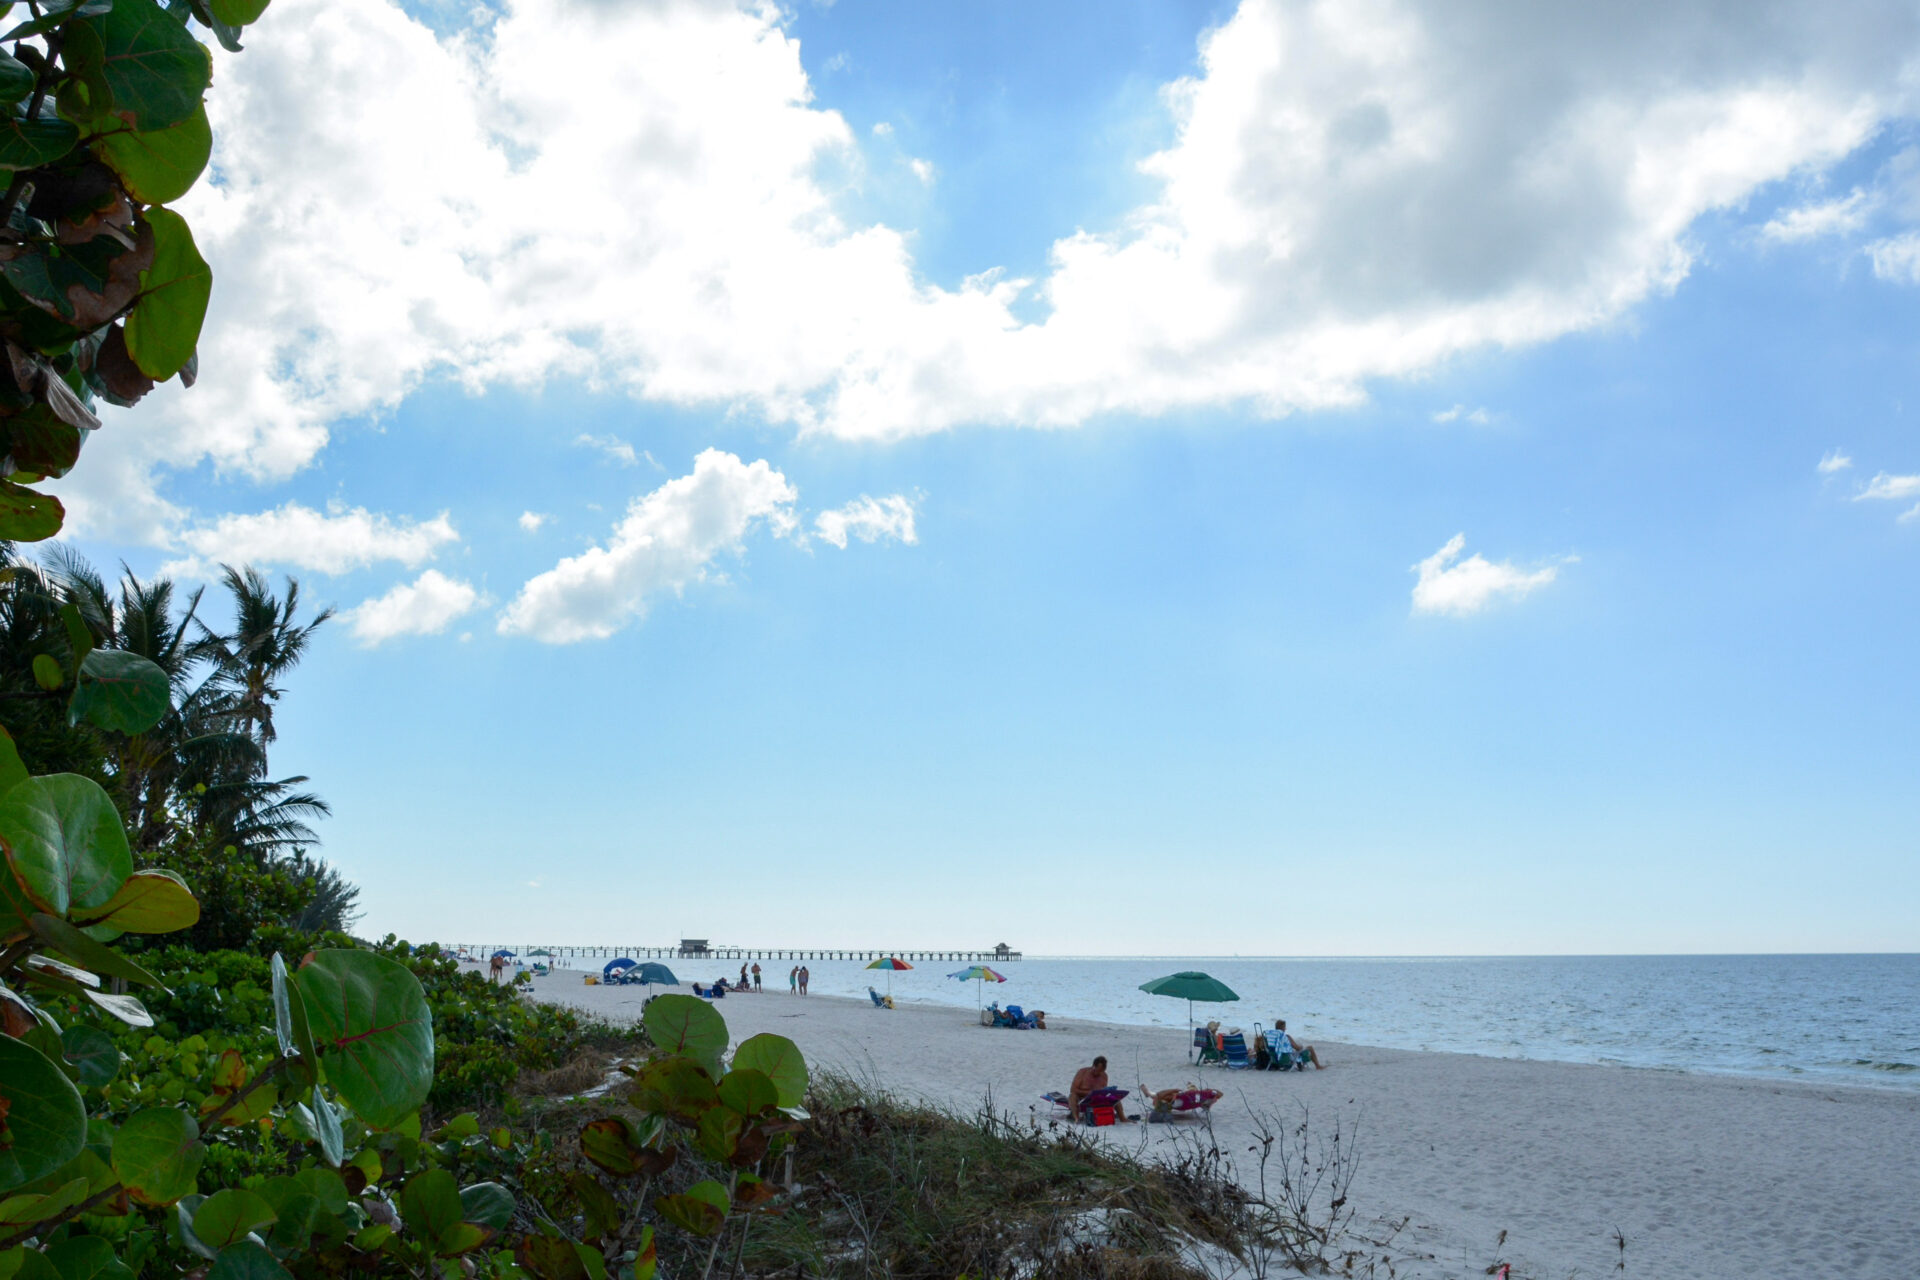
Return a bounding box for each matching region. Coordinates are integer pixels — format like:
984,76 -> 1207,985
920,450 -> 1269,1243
514,965 -> 1920,1279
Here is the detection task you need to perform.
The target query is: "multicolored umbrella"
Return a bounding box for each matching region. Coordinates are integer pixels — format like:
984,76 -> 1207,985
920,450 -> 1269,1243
948,965 -> 1007,1012
866,956 -> 912,995
1139,971 -> 1240,1060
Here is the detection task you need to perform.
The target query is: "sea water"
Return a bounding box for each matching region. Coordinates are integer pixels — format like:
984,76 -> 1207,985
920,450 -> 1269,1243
730,953 -> 1920,1090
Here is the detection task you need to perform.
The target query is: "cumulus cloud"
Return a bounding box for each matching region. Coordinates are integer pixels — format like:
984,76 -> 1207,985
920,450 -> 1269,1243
1856,471 -> 1920,501
1432,405 -> 1491,425
1411,534 -> 1568,617
61,0 -> 1920,533
1818,450 -> 1853,473
342,570 -> 485,646
908,157 -> 936,185
1761,190 -> 1873,243
498,450 -> 798,643
574,434 -> 640,467
814,494 -> 918,548
518,511 -> 548,532
162,503 -> 458,578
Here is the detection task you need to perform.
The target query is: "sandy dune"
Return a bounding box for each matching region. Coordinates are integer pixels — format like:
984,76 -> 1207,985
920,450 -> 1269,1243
517,968 -> 1920,1279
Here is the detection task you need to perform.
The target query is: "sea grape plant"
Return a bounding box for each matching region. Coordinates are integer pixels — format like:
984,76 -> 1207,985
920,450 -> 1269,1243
0,0 -> 256,543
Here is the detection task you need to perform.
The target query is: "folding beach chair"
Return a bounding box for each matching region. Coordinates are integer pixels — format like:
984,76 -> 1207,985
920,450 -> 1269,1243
1220,1032 -> 1251,1070
1194,1026 -> 1226,1066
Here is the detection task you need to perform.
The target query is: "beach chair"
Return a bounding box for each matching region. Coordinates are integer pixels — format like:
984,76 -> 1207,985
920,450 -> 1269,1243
1194,1027 -> 1226,1066
1005,1004 -> 1038,1029
1041,1091 -> 1074,1117
1145,1085 -> 1223,1122
1221,1032 -> 1251,1070
868,987 -> 894,1009
1255,1026 -> 1306,1072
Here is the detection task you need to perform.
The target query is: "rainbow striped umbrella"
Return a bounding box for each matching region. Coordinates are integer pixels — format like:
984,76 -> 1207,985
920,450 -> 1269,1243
947,965 -> 1007,1012
866,956 -> 912,995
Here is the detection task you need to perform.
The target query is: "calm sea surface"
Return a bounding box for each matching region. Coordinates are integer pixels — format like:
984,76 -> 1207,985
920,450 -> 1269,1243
732,954 -> 1920,1090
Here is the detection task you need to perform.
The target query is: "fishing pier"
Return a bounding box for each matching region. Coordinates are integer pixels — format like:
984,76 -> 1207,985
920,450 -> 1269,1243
457,940 -> 1021,963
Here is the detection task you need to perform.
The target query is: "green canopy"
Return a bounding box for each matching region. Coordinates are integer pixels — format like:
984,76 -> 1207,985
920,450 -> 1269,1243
1139,971 -> 1240,1060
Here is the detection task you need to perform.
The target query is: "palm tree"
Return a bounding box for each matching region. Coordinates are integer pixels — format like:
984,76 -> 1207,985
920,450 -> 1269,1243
199,566 -> 334,747
285,854 -> 362,933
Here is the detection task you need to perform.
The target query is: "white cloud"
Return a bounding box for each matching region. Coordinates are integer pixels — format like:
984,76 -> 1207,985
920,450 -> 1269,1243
62,0 -> 1920,532
1867,231 -> 1920,282
518,511 -> 548,532
1761,190 -> 1873,243
1902,504 -> 1920,523
1856,471 -> 1920,501
870,120 -> 892,137
342,570 -> 485,646
814,494 -> 918,548
908,157 -> 936,185
162,503 -> 458,578
1818,450 -> 1853,473
1431,405 -> 1491,425
1411,534 -> 1568,617
574,433 -> 640,467
498,449 -> 798,644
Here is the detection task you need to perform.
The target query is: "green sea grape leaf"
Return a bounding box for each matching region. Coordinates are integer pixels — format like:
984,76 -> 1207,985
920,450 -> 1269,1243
653,1181 -> 727,1237
288,949 -> 433,1129
0,726 -> 27,797
82,0 -> 210,131
692,1107 -> 741,1163
44,1234 -> 132,1280
192,1188 -> 276,1250
730,1034 -> 807,1109
0,50 -> 33,103
716,1067 -> 777,1117
399,1168 -> 460,1245
0,773 -> 131,916
0,1176 -> 88,1227
309,1088 -> 342,1168
123,207 -> 208,379
0,117 -> 79,171
457,1182 -> 512,1231
31,655 -> 64,691
30,912 -> 165,987
69,649 -> 171,734
94,105 -> 210,205
205,1241 -> 291,1280
60,1024 -> 120,1087
207,0 -> 266,25
0,1035 -> 87,1192
113,1107 -> 204,1206
0,478 -> 65,542
641,994 -> 726,1065
578,1117 -> 642,1176
83,989 -> 152,1026
628,1055 -> 717,1125
69,868 -> 198,933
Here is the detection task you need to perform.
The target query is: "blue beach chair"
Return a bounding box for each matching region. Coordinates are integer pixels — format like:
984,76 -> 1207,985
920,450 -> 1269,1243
1221,1032 -> 1251,1070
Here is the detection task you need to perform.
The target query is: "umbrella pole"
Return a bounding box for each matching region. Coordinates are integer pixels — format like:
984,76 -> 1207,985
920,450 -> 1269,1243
1188,998 -> 1195,1062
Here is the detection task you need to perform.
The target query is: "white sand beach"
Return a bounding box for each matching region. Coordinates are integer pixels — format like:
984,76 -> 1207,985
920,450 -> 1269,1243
518,970 -> 1920,1279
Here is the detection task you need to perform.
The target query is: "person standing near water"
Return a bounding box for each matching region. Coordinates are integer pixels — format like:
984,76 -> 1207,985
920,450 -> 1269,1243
799,965 -> 810,995
751,962 -> 762,991
788,965 -> 798,994
739,962 -> 749,989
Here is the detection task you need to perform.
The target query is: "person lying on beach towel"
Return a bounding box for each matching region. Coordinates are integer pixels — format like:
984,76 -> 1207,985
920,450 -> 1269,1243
1069,1056 -> 1131,1121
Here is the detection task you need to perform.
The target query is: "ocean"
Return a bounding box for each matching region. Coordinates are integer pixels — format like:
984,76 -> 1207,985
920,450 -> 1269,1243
726,953 -> 1920,1089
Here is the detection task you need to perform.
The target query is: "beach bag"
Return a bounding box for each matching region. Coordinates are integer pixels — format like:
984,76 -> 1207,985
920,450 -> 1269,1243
1086,1105 -> 1117,1126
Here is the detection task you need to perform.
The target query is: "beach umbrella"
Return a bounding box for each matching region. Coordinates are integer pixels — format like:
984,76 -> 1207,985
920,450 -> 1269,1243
491,950 -> 515,960
633,962 -> 677,990
1139,971 -> 1240,1060
528,949 -> 552,957
948,964 -> 1007,1013
866,956 -> 912,995
604,958 -> 638,981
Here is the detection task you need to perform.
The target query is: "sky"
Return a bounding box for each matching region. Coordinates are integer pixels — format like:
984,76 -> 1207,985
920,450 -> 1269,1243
47,0 -> 1920,954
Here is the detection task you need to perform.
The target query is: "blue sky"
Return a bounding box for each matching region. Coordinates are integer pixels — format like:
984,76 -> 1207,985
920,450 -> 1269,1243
55,0 -> 1920,954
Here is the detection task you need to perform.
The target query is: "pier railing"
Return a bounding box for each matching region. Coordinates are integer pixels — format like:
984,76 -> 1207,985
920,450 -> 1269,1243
452,945 -> 1022,963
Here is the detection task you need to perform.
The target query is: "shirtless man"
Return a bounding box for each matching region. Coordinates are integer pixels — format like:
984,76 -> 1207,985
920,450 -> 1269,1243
1068,1055 -> 1128,1121
1269,1019 -> 1325,1068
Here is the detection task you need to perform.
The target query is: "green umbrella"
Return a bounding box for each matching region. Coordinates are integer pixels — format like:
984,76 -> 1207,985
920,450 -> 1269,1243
1139,971 -> 1240,1060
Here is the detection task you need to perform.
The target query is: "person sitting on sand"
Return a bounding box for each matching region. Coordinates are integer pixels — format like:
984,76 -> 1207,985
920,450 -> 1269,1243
1270,1019 -> 1324,1068
1069,1056 -> 1129,1121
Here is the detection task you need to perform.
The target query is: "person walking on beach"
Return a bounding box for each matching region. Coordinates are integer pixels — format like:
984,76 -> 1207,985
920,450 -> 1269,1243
488,954 -> 505,985
788,965 -> 798,994
751,962 -> 762,991
799,965 -> 810,995
1270,1019 -> 1325,1068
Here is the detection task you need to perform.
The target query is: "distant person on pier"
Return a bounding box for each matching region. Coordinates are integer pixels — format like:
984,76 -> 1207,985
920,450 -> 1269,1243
751,963 -> 763,991
789,965 -> 798,994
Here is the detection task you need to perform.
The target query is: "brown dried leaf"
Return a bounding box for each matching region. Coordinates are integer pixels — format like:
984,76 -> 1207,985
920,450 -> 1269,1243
95,325 -> 153,405
63,220 -> 152,331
